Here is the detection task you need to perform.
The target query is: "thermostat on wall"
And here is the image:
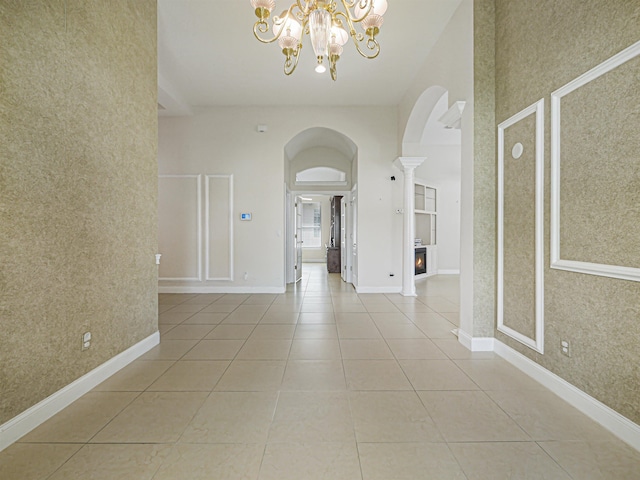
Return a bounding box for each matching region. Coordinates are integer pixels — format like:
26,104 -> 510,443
240,213 -> 252,221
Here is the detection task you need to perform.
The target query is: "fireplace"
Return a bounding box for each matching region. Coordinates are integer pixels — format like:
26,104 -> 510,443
415,247 -> 427,275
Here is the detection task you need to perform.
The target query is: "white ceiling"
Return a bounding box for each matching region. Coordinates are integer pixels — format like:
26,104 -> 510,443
157,0 -> 463,114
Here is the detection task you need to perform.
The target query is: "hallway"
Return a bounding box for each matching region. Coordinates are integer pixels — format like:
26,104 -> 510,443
2,265 -> 639,479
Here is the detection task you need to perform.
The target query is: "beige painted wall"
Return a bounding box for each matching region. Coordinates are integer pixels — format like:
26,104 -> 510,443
0,0 -> 158,425
158,106 -> 401,291
495,0 -> 640,423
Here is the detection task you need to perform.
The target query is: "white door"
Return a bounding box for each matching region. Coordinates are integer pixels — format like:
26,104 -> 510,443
350,186 -> 358,287
295,196 -> 303,282
285,189 -> 294,284
340,196 -> 348,282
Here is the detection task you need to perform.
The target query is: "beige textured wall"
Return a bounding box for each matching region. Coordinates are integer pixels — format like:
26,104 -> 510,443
494,0 -> 640,423
473,0 -> 497,337
559,56 -> 640,267
0,0 -> 158,425
503,116 -> 537,340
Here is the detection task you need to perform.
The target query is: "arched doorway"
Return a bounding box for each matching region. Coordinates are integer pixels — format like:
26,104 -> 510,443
398,85 -> 463,312
283,127 -> 358,286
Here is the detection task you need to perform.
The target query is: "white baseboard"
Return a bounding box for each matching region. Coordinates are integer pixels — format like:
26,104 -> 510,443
158,286 -> 286,294
0,331 -> 160,453
355,286 -> 403,294
437,269 -> 461,275
457,329 -> 495,351
494,339 -> 640,452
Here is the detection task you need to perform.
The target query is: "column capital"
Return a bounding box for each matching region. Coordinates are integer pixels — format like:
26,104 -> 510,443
394,156 -> 426,171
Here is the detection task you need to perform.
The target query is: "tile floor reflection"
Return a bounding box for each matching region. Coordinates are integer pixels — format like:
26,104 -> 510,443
2,264 -> 640,479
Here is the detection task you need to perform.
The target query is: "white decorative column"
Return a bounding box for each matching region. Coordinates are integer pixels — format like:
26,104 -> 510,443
394,157 -> 426,296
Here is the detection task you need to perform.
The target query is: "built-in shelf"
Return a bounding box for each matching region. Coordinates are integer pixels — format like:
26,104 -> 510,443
414,181 -> 437,246
414,180 -> 437,277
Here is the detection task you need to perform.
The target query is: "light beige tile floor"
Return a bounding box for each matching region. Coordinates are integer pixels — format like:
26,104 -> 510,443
2,264 -> 640,479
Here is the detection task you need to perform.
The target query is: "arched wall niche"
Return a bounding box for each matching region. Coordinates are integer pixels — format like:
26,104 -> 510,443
285,127 -> 356,192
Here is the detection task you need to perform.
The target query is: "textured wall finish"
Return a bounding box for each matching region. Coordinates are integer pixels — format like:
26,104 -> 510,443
502,115 -> 537,340
558,55 -> 640,268
0,0 -> 158,425
473,0 -> 497,337
494,0 -> 640,423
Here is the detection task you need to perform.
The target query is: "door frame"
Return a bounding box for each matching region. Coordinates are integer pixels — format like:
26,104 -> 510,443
285,189 -> 354,285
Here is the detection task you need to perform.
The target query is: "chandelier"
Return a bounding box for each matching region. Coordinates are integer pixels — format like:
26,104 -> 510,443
250,0 -> 388,81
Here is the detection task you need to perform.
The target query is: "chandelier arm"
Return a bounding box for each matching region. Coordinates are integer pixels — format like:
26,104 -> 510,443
334,10 -> 380,59
296,0 -> 312,15
330,56 -> 338,81
338,0 -> 373,23
352,34 -> 380,59
284,42 -> 303,75
253,22 -> 279,44
253,3 -> 301,44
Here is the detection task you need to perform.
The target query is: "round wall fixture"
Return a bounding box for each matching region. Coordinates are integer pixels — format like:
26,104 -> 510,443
511,142 -> 524,159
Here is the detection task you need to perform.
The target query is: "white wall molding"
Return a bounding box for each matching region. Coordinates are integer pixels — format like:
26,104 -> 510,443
158,174 -> 202,281
497,99 -> 545,353
437,269 -> 460,275
494,339 -> 640,452
205,174 -> 234,281
550,40 -> 640,282
0,332 -> 159,453
159,286 -> 286,294
438,100 -> 466,129
457,329 -> 495,351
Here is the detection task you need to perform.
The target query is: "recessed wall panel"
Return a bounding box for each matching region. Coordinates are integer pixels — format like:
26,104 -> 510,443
206,175 -> 233,280
561,57 -> 640,267
551,41 -> 640,281
158,175 -> 201,280
497,100 -> 544,353
503,116 -> 537,339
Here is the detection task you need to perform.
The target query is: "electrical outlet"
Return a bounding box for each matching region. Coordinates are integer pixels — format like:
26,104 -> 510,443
82,331 -> 91,351
561,340 -> 570,357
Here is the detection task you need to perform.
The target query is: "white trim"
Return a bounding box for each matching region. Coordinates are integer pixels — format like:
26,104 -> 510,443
158,175 -> 202,282
205,174 -> 234,281
0,332 -> 160,453
438,100 -> 466,129
355,286 -> 402,294
437,269 -> 460,275
294,181 -> 348,186
549,259 -> 640,283
494,339 -> 640,452
158,286 -> 286,294
457,330 -> 495,351
497,99 -> 545,354
550,40 -> 640,282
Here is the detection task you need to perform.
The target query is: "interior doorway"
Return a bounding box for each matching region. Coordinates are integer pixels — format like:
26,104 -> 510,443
286,191 -> 353,285
283,127 -> 358,287
294,196 -> 303,283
